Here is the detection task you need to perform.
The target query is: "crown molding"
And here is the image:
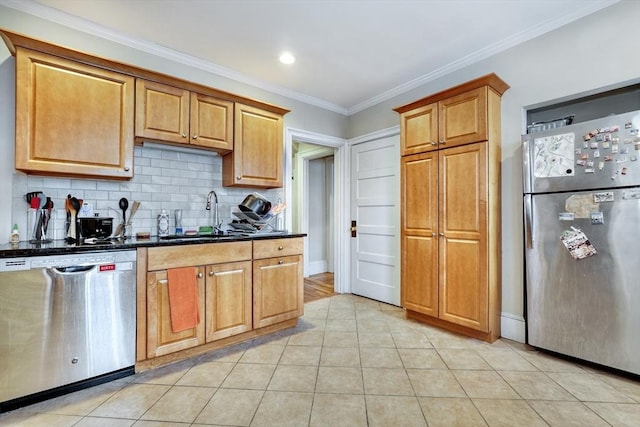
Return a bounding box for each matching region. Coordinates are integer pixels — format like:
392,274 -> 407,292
1,0 -> 620,117
0,0 -> 349,115
347,0 -> 621,115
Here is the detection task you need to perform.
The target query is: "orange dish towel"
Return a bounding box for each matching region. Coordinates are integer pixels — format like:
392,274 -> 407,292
167,266 -> 200,333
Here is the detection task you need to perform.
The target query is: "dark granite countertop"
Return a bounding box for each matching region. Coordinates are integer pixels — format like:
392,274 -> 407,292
0,232 -> 306,258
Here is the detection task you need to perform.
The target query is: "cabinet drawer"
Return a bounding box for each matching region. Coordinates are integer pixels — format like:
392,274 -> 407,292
253,238 -> 303,259
148,241 -> 252,270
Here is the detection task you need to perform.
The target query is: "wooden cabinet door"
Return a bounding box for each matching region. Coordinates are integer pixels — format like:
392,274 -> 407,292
190,93 -> 233,152
401,152 -> 439,316
438,87 -> 487,148
205,261 -> 252,342
15,48 -> 134,179
253,255 -> 303,328
135,79 -> 190,144
400,103 -> 438,155
146,268 -> 205,358
438,142 -> 488,331
223,103 -> 284,188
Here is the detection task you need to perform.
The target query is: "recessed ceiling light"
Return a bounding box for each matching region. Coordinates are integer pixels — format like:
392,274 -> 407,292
279,52 -> 295,65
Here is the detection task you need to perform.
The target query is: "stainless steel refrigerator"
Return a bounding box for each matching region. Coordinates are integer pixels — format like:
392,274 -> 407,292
523,110 -> 640,375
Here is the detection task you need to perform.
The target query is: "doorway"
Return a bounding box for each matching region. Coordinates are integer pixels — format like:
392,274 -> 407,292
285,128 -> 348,295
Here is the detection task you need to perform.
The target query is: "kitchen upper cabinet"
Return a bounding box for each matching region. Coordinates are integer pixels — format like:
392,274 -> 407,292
252,238 -> 304,328
15,47 -> 134,179
146,268 -> 206,358
398,75 -> 508,156
400,103 -> 438,155
135,79 -> 233,152
223,103 -> 285,188
397,74 -> 508,342
205,261 -> 252,342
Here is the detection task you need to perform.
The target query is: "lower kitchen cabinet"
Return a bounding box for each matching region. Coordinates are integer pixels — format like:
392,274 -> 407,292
146,268 -> 206,358
205,261 -> 252,342
253,255 -> 303,328
252,238 -> 304,329
141,238 -> 304,364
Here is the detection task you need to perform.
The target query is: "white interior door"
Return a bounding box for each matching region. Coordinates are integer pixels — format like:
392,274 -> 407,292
350,135 -> 400,305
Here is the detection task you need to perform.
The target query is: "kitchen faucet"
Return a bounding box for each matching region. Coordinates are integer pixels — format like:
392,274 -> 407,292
206,190 -> 221,234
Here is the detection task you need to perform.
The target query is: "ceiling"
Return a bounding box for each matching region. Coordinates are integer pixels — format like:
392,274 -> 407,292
9,0 -> 620,114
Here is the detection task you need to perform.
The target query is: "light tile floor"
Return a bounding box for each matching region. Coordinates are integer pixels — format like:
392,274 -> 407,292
2,294 -> 639,426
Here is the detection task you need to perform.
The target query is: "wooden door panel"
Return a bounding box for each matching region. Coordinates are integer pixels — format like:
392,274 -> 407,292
402,153 -> 438,235
190,93 -> 233,152
224,103 -> 283,188
438,142 -> 488,332
439,238 -> 487,331
16,48 -> 134,179
402,235 -> 438,316
400,103 -> 438,155
253,255 -> 302,328
439,144 -> 486,238
146,269 -> 205,358
438,87 -> 487,147
205,261 -> 252,342
135,79 -> 189,144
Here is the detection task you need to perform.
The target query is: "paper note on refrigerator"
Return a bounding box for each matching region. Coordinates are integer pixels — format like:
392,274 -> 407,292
534,133 -> 576,178
561,227 -> 597,260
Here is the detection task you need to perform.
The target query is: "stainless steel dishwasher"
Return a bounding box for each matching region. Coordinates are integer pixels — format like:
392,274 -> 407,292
0,250 -> 136,412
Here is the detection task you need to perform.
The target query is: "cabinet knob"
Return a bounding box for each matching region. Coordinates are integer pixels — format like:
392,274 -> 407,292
124,166 -> 130,172
278,260 -> 284,264
236,176 -> 242,180
439,140 -> 445,145
430,141 -> 437,146
209,271 -> 215,277
182,133 -> 188,138
192,134 -> 198,140
431,232 -> 436,237
439,232 -> 445,236
278,246 -> 284,250
197,272 -> 204,278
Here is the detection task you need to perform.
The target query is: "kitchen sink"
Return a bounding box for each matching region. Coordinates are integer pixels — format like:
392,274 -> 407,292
159,234 -> 237,242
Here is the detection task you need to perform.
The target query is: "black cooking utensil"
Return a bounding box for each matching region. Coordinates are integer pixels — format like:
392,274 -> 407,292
119,198 -> 129,225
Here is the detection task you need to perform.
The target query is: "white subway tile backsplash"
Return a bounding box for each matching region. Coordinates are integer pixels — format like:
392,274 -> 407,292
11,145 -> 284,239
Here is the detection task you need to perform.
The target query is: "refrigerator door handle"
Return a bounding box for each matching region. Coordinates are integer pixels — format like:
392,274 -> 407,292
524,194 -> 534,249
522,136 -> 532,194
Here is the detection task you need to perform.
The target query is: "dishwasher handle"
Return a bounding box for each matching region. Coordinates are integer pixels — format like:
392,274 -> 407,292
53,265 -> 95,274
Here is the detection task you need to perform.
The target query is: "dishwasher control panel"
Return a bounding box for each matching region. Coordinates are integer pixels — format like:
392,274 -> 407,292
0,250 -> 136,272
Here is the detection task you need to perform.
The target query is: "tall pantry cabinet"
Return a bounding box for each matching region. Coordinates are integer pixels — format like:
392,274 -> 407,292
395,74 -> 509,342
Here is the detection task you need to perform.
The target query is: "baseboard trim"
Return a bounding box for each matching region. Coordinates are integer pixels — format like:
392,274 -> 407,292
501,312 -> 526,343
308,260 -> 328,276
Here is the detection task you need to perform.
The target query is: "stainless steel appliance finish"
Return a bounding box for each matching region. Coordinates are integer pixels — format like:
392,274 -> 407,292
0,250 -> 137,409
523,110 -> 640,375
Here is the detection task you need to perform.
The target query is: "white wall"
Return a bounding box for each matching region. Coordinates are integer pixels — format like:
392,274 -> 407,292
349,0 -> 640,340
308,158 -> 328,274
